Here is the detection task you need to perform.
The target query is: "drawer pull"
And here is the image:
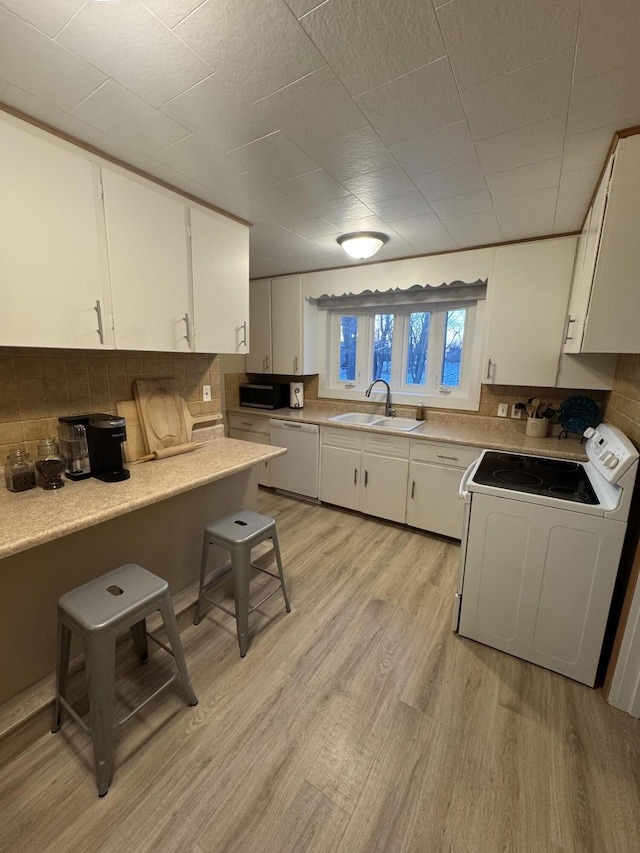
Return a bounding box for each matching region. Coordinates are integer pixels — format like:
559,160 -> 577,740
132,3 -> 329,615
364,470 -> 368,487
411,480 -> 415,499
354,468 -> 358,485
241,422 -> 254,426
436,454 -> 459,461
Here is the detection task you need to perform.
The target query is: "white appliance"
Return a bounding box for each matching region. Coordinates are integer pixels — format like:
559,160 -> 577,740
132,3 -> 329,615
269,419 -> 319,499
453,424 -> 639,686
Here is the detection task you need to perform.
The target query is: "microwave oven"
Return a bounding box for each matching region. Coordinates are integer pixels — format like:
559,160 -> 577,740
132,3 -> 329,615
239,382 -> 290,409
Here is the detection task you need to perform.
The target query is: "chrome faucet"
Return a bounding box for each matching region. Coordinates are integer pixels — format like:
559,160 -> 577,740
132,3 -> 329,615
365,379 -> 395,416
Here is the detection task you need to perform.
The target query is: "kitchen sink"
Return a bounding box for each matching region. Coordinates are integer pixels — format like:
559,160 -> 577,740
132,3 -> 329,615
373,417 -> 424,431
328,412 -> 386,425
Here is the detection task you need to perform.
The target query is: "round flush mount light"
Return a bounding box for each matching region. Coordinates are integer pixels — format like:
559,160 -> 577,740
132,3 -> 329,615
337,231 -> 388,259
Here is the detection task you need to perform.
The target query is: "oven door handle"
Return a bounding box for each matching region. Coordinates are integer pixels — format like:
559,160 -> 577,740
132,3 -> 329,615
459,457 -> 480,499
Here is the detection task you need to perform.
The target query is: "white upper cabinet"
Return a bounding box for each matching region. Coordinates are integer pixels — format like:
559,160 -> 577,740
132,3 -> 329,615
246,279 -> 273,373
570,136 -> 640,354
484,238 -> 577,387
101,168 -> 192,353
189,207 -> 249,354
271,275 -> 318,375
0,116 -> 110,349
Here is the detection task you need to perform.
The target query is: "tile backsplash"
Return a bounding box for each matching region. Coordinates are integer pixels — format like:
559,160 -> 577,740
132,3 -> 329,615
0,347 -> 221,461
606,355 -> 640,447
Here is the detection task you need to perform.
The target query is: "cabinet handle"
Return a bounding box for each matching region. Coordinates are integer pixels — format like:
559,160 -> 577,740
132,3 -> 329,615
294,355 -> 299,374
241,422 -> 253,426
183,313 -> 192,347
364,470 -> 368,487
265,355 -> 270,371
411,480 -> 415,499
95,300 -> 104,345
354,468 -> 358,485
239,321 -> 247,349
486,358 -> 494,380
436,454 -> 459,461
564,316 -> 576,343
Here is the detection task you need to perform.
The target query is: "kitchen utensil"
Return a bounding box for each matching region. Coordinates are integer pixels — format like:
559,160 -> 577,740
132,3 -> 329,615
537,400 -> 549,418
525,404 -> 536,418
556,396 -> 600,435
137,442 -> 203,462
180,398 -> 223,439
133,379 -> 189,454
116,400 -> 147,462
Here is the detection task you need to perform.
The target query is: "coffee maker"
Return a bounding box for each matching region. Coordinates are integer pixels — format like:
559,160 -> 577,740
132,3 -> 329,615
86,413 -> 130,482
58,415 -> 91,481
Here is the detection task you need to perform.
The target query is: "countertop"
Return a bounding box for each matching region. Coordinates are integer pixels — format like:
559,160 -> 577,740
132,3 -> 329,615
0,437 -> 285,561
229,404 -> 589,461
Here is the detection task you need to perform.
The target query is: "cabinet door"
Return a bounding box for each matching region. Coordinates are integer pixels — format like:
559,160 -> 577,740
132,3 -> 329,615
406,461 -> 465,538
102,168 -> 192,353
228,429 -> 271,486
190,207 -> 249,354
0,117 -> 110,349
320,445 -> 361,510
246,279 -> 272,373
271,275 -> 303,374
361,452 -> 408,524
484,238 -> 577,386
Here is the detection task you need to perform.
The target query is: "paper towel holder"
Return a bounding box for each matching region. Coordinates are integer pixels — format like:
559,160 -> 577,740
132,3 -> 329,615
290,382 -> 304,409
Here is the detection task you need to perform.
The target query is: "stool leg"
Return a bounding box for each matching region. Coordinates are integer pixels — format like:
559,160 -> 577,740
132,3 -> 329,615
159,596 -> 198,706
231,546 -> 251,657
86,634 -> 116,797
271,529 -> 291,613
194,534 -> 210,626
130,619 -> 149,664
52,618 -> 72,733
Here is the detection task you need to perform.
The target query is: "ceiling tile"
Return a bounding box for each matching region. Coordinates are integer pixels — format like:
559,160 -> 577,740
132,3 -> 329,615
57,1 -> 212,108
289,217 -> 341,239
0,0 -> 84,38
305,126 -> 396,183
336,213 -> 396,236
299,0 -> 445,97
476,115 -> 566,175
562,127 -> 616,172
72,80 -> 189,155
461,50 -> 574,141
388,213 -> 458,253
0,6 -> 107,112
283,0 -> 324,16
162,73 -> 277,152
566,61 -> 640,136
174,0 -> 324,101
553,164 -> 601,233
486,158 -> 561,200
141,0 -> 206,30
574,0 -> 640,83
154,134 -> 246,193
444,211 -> 502,246
277,169 -> 351,205
253,66 -> 367,150
414,161 -> 487,202
370,193 -> 433,221
354,58 -> 465,147
219,172 -> 289,218
228,131 -> 319,183
493,187 -> 558,240
307,195 -> 374,226
343,165 -> 417,204
437,0 -> 580,90
389,121 -> 478,178
0,84 -> 109,147
0,79 -> 10,98
429,190 -> 494,221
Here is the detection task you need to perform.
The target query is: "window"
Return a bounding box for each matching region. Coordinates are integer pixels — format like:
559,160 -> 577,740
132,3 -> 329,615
322,295 -> 484,411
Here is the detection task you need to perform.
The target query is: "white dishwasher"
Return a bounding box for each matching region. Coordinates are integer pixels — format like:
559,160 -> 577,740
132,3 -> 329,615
269,419 -> 319,499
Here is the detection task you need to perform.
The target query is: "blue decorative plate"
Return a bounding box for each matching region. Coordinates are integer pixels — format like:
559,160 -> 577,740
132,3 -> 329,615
556,396 -> 600,435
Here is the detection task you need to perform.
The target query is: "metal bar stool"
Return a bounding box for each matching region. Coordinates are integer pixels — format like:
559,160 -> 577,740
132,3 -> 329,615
194,509 -> 291,657
52,563 -> 198,797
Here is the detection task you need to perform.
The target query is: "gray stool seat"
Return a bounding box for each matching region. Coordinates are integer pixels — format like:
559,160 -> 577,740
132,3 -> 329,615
194,509 -> 291,656
52,563 -> 197,797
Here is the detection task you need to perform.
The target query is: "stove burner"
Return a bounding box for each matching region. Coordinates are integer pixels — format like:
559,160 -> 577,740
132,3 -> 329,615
535,458 -> 580,472
549,486 -> 591,503
493,469 -> 544,486
497,454 -> 527,465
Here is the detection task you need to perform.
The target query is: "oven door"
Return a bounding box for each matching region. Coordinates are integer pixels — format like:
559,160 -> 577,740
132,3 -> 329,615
452,457 -> 480,631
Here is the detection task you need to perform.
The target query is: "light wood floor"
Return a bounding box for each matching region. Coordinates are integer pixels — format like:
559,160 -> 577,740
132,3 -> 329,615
2,491 -> 640,853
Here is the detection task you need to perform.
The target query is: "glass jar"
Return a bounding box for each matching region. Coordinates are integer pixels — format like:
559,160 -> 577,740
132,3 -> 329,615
4,449 -> 36,492
35,438 -> 66,490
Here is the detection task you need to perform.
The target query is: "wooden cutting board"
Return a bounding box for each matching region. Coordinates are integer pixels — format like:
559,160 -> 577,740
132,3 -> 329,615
116,400 -> 147,462
133,378 -> 189,454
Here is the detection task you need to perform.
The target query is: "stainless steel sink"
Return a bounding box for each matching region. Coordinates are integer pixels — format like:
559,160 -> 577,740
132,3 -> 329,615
373,417 -> 423,431
328,412 -> 385,425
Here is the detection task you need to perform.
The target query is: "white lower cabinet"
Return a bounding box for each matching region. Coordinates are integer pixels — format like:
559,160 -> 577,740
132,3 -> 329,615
227,413 -> 272,487
321,444 -> 361,510
406,442 -> 480,539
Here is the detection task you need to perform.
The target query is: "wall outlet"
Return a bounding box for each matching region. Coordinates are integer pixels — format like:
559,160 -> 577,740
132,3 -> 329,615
497,403 -> 508,417
511,404 -> 521,419
202,384 -> 211,402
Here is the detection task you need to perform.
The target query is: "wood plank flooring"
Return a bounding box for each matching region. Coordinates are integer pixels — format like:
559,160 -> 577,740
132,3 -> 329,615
2,491 -> 640,853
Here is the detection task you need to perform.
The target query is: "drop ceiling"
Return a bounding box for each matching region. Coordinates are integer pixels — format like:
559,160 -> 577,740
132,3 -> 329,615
1,0 -> 639,279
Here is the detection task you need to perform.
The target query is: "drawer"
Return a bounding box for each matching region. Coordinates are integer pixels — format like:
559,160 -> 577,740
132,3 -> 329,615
363,433 -> 410,459
229,429 -> 270,445
410,440 -> 479,468
321,426 -> 363,450
228,413 -> 270,435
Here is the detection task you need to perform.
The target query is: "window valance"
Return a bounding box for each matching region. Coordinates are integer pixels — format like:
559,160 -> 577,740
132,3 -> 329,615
311,279 -> 487,311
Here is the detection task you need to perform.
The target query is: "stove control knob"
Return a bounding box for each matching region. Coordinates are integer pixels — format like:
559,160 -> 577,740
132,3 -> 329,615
584,427 -> 596,439
604,454 -> 619,470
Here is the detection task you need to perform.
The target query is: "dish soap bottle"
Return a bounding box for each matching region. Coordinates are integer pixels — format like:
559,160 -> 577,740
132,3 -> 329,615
36,438 -> 66,490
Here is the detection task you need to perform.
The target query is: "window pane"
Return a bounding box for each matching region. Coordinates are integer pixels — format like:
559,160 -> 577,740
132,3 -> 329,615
406,311 -> 430,385
441,309 -> 466,387
372,314 -> 394,381
339,316 -> 358,382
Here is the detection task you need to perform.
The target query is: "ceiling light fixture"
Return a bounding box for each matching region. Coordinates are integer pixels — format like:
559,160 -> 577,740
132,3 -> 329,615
337,231 -> 388,260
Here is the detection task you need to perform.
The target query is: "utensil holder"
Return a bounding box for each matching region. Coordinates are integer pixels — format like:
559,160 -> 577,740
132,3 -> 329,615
526,417 -> 549,438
